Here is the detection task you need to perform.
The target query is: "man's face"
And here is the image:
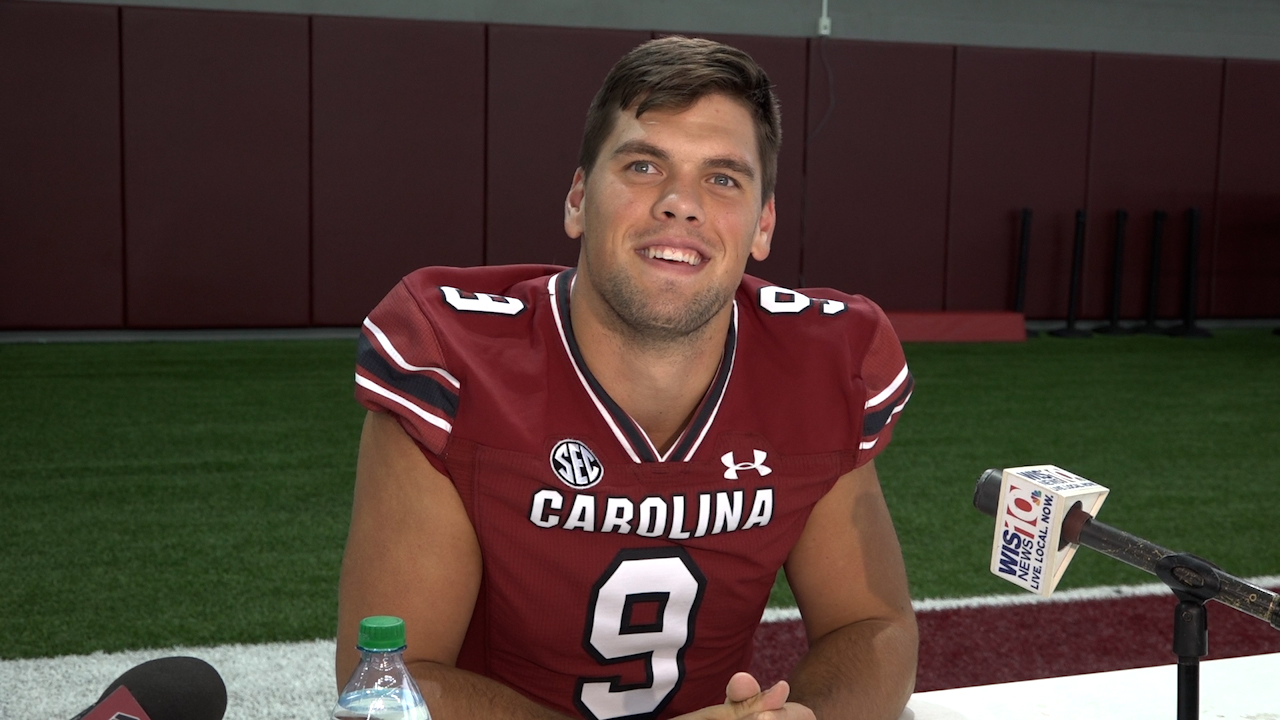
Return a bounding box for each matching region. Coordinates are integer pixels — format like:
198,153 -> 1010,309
564,93 -> 775,343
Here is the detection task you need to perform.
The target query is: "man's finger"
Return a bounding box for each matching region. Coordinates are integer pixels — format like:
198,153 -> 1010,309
739,701 -> 817,720
727,677 -> 791,715
756,679 -> 791,709
724,672 -> 763,704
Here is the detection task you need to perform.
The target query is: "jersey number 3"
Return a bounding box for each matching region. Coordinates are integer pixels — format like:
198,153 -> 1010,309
575,548 -> 707,720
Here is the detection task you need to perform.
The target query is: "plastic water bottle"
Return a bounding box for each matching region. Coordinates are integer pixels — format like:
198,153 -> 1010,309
332,616 -> 432,720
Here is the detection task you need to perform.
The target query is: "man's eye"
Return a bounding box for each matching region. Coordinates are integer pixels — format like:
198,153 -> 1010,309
630,161 -> 655,174
711,174 -> 737,187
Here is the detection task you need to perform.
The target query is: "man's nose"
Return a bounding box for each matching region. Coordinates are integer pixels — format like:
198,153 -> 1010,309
653,175 -> 705,224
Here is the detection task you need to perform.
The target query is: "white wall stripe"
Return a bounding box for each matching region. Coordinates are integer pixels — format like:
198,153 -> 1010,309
363,318 -> 461,389
354,374 -> 452,433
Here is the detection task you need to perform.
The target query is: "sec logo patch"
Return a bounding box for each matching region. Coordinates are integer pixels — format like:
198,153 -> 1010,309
550,439 -> 603,489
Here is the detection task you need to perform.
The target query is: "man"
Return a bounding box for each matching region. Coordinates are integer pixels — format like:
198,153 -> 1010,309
338,36 -> 917,719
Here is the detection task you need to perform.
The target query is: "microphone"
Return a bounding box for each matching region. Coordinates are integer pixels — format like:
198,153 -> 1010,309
71,656 -> 228,720
974,466 -> 1280,630
975,465 -> 1109,596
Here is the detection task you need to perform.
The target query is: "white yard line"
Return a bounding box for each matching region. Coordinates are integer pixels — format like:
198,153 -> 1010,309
763,575 -> 1280,624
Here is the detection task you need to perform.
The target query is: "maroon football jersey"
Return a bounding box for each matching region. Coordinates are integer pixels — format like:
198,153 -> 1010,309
354,265 -> 912,720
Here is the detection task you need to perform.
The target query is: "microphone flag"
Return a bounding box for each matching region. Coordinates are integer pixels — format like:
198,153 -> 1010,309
989,465 -> 1109,596
80,686 -> 152,720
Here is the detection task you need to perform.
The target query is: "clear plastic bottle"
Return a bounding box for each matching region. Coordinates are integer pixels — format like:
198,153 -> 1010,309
332,616 -> 432,720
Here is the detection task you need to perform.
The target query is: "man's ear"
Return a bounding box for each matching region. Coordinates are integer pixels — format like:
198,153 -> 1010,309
750,194 -> 776,262
564,167 -> 587,239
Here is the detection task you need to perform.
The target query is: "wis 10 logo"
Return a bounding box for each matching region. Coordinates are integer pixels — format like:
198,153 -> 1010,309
995,481 -> 1054,592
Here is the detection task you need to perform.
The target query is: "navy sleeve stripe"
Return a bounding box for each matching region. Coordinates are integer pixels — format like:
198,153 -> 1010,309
862,374 -> 913,438
357,333 -> 459,419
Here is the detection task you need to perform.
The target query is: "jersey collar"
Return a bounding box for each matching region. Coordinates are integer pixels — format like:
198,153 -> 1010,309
548,269 -> 737,463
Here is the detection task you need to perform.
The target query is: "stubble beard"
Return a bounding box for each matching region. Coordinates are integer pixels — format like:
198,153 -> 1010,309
584,243 -> 735,349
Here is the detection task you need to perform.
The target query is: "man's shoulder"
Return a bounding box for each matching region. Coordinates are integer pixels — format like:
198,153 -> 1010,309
375,263 -> 567,334
399,264 -> 567,302
736,273 -> 892,348
732,274 -> 909,465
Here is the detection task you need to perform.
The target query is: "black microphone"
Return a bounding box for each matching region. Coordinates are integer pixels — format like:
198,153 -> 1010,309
974,467 -> 1280,631
70,656 -> 227,720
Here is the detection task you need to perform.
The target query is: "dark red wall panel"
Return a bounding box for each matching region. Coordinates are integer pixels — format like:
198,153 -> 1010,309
1214,59 -> 1280,317
802,39 -> 953,310
1083,54 -> 1223,320
486,25 -> 650,267
312,16 -> 486,326
122,7 -> 309,327
0,1 -> 122,329
690,33 -> 808,289
947,47 -> 1092,316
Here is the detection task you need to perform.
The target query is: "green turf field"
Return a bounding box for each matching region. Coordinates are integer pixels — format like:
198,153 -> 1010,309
1,331 -> 1277,659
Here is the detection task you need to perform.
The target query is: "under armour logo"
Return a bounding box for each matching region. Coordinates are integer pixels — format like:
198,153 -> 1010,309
721,450 -> 772,480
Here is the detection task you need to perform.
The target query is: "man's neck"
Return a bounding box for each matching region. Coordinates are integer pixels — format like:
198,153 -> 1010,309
569,285 -> 731,456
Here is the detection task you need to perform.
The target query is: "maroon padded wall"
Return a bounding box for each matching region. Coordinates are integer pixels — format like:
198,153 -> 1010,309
311,16 -> 486,326
486,25 -> 650,267
690,33 -> 808,289
1083,54 -> 1223,320
946,47 -> 1092,317
1214,60 -> 1280,317
0,1 -> 122,328
122,7 -> 310,327
802,39 -> 953,309
5,5 -> 1280,330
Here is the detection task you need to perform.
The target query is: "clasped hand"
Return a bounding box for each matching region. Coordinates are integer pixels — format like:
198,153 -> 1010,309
674,671 -> 816,720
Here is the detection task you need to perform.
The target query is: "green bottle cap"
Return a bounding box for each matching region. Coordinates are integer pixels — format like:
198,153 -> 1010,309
357,616 -> 407,652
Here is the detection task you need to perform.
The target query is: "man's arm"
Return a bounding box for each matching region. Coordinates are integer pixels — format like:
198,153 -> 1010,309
783,460 -> 918,720
337,410 -> 571,719
338,411 -> 800,720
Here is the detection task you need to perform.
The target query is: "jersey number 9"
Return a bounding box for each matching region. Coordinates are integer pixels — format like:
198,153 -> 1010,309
575,548 -> 707,720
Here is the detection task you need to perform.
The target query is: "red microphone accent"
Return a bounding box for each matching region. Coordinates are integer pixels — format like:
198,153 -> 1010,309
81,686 -> 153,720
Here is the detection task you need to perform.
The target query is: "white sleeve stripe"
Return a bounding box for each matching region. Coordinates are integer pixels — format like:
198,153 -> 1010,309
363,317 -> 461,389
864,363 -> 910,409
860,392 -> 909,452
355,374 -> 453,434
890,391 -> 912,417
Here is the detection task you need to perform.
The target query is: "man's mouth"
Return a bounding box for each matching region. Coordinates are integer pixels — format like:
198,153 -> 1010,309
642,247 -> 703,266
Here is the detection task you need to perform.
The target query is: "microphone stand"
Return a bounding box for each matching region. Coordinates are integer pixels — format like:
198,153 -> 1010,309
974,470 -> 1280,720
1069,513 -> 1278,720
1154,554 -> 1217,720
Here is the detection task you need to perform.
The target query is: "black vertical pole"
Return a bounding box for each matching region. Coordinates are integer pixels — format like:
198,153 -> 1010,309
1050,210 -> 1092,338
1136,210 -> 1168,334
1173,599 -> 1209,720
1015,208 -> 1038,338
1096,209 -> 1133,335
1168,207 -> 1212,338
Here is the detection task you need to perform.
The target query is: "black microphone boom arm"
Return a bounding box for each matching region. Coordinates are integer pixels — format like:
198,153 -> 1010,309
974,468 -> 1280,631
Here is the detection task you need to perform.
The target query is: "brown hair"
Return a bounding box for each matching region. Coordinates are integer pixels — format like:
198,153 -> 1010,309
578,36 -> 782,200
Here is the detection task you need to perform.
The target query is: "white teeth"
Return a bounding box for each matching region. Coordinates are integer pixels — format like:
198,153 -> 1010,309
645,247 -> 702,266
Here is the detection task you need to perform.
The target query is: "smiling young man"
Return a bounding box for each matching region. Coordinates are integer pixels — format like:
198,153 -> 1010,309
338,37 -> 917,720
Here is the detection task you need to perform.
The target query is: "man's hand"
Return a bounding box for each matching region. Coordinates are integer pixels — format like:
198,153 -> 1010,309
672,672 -> 816,720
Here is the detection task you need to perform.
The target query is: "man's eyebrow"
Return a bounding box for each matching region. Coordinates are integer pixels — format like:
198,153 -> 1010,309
611,140 -> 670,162
704,156 -> 756,180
